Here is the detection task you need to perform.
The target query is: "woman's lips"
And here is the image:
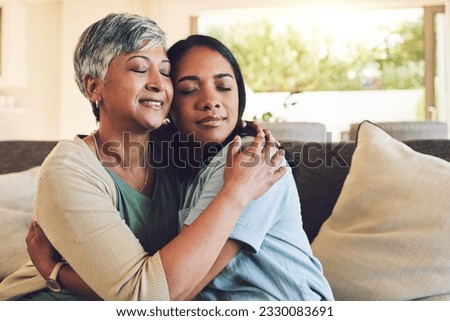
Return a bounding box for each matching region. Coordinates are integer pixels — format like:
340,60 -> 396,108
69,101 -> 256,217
139,99 -> 164,110
196,115 -> 226,127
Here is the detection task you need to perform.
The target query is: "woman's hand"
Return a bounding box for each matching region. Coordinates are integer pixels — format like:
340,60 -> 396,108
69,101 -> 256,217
224,131 -> 287,205
241,119 -> 263,134
25,220 -> 60,280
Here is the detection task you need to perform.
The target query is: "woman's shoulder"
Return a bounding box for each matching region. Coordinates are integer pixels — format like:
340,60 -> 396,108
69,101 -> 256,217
42,136 -> 94,167
37,136 -> 117,202
40,136 -> 109,182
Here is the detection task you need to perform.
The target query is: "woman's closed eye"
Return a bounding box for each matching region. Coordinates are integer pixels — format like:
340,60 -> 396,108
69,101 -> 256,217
215,79 -> 234,92
217,86 -> 232,92
176,86 -> 198,95
160,70 -> 170,77
131,67 -> 148,74
130,67 -> 170,78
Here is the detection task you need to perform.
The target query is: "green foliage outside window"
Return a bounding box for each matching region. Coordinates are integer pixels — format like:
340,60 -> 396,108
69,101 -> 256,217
205,18 -> 424,93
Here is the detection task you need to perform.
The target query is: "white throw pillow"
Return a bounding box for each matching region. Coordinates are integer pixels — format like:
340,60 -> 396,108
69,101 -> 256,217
311,121 -> 450,300
0,208 -> 32,280
0,166 -> 41,212
0,167 -> 40,280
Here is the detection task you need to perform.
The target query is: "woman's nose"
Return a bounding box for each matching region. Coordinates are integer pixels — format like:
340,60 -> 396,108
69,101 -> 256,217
199,101 -> 220,111
198,92 -> 220,110
146,70 -> 165,92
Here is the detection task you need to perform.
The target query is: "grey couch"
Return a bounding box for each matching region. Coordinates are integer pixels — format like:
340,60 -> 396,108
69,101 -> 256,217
1,138 -> 450,243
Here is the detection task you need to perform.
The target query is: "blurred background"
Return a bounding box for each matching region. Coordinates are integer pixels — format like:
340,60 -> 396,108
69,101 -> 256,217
0,0 -> 448,141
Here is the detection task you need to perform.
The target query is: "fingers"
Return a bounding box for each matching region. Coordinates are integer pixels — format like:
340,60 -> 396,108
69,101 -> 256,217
244,131 -> 265,154
271,148 -> 286,170
25,220 -> 47,245
241,120 -> 263,133
226,135 -> 242,168
272,165 -> 288,183
228,131 -> 286,172
25,221 -> 36,246
260,130 -> 284,167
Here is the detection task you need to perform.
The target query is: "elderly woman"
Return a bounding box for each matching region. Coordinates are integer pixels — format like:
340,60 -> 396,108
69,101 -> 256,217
0,13 -> 285,301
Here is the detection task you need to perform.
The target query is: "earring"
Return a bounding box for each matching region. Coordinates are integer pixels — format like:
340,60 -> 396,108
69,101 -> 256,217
95,100 -> 99,109
162,118 -> 171,125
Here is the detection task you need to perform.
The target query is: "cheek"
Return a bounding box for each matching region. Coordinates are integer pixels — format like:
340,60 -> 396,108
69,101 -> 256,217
166,80 -> 174,102
228,97 -> 240,123
164,84 -> 174,106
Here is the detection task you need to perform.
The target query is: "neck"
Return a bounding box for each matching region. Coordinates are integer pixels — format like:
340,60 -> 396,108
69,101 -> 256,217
175,140 -> 225,174
93,127 -> 150,169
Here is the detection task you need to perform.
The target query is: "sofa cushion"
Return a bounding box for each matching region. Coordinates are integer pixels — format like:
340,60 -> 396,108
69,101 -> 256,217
0,208 -> 32,280
0,166 -> 40,280
0,166 -> 41,212
311,120 -> 450,300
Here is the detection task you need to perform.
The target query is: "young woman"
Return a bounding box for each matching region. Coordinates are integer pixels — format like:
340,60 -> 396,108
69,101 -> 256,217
166,35 -> 333,301
0,13 -> 285,301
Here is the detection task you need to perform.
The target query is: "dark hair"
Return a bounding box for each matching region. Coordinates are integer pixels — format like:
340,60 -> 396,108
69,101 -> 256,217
167,34 -> 249,140
164,35 -> 266,174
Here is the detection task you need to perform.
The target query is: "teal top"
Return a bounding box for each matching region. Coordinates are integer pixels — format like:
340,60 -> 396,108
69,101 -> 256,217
105,167 -> 180,256
19,162 -> 180,301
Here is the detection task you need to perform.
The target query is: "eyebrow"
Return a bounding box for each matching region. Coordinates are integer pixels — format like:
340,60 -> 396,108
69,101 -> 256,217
177,73 -> 234,84
176,75 -> 200,84
126,55 -> 170,64
214,73 -> 234,80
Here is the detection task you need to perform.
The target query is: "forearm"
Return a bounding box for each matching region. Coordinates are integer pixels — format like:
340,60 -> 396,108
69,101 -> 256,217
58,264 -> 102,300
183,240 -> 242,301
160,184 -> 247,300
162,134 -> 286,300
35,167 -> 170,300
27,220 -> 102,300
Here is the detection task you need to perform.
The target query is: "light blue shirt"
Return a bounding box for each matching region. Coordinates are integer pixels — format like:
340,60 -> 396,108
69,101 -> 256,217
179,139 -> 334,301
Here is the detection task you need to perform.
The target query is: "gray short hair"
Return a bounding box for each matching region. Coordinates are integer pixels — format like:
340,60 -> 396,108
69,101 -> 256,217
74,13 -> 167,99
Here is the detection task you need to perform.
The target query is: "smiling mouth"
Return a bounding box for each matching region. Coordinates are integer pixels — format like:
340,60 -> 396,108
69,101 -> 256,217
196,116 -> 227,127
140,100 -> 163,110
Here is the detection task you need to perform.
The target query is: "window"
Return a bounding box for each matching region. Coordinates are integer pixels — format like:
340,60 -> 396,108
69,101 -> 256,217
195,3 -> 448,140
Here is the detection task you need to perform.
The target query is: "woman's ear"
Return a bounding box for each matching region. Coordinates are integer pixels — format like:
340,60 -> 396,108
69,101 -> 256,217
84,76 -> 101,102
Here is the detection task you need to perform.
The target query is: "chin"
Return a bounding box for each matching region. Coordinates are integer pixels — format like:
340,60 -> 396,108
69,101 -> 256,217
146,120 -> 165,131
198,134 -> 229,146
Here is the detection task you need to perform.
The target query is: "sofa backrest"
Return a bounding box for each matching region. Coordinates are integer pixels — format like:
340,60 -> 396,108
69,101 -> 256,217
0,141 -> 58,174
1,139 -> 449,243
282,139 -> 450,243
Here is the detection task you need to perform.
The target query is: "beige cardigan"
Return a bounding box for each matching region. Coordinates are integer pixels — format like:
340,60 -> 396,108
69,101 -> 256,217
0,136 -> 169,300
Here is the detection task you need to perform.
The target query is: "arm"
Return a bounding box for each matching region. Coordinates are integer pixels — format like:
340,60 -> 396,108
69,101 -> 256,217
174,132 -> 285,300
34,143 -> 173,300
159,132 -> 286,300
25,220 -> 101,300
33,133 -> 286,300
184,239 -> 242,301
